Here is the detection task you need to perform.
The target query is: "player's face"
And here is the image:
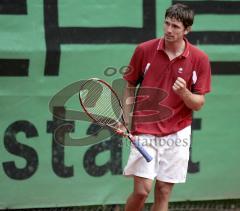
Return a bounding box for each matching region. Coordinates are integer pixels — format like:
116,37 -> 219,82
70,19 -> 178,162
163,17 -> 189,43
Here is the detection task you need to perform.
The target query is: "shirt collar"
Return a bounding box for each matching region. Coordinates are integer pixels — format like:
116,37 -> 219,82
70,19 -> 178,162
157,37 -> 190,58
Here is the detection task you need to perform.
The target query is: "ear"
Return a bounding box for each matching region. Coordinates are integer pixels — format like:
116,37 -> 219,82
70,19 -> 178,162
184,26 -> 191,35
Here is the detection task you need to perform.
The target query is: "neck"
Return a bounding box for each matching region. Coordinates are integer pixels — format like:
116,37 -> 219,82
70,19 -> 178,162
164,39 -> 185,55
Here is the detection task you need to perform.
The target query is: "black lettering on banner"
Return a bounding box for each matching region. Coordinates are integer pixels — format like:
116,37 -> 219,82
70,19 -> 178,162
188,32 -> 240,45
211,62 -> 240,75
2,121 -> 39,180
0,0 -> 29,76
83,125 -> 122,177
47,107 -> 75,177
0,59 -> 29,76
43,0 -> 156,75
1,1 -> 238,76
0,0 -> 27,14
188,118 -> 201,173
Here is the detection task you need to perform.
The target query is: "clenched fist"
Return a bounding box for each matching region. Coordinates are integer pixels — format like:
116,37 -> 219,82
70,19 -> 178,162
172,77 -> 188,97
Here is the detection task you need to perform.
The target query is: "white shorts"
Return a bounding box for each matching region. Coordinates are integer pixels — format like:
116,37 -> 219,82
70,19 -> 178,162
123,126 -> 191,183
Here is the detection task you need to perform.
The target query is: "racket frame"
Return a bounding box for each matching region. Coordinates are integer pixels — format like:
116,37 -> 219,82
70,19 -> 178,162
79,78 -> 153,162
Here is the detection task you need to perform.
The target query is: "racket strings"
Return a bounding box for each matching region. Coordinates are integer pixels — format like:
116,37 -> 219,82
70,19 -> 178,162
80,80 -> 122,127
85,91 -> 118,119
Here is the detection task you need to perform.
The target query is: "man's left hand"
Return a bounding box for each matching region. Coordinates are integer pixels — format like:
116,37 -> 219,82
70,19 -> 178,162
172,77 -> 188,96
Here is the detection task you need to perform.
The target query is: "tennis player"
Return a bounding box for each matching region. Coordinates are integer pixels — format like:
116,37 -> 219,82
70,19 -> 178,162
121,3 -> 211,211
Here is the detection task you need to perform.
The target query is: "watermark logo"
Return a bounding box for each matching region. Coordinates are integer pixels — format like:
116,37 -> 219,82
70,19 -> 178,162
49,66 -> 173,146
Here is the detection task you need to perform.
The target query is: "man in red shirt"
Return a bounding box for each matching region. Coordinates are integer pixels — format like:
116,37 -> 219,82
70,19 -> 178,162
122,3 -> 211,211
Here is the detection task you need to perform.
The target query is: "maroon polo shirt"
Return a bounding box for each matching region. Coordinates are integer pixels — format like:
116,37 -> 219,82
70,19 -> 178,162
124,37 -> 211,136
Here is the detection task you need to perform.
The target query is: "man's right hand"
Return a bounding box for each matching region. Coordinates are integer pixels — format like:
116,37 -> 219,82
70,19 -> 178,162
115,122 -> 127,136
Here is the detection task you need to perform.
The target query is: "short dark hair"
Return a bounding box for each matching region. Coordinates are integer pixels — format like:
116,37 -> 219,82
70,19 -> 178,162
165,3 -> 194,28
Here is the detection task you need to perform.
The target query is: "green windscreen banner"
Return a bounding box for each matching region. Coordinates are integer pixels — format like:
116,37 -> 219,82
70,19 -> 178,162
0,0 -> 240,209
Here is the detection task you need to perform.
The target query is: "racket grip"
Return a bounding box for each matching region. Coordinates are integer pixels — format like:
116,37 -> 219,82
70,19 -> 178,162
129,135 -> 153,162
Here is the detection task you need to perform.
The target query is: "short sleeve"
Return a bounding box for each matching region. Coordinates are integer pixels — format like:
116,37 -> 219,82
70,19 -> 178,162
191,54 -> 211,95
123,45 -> 144,86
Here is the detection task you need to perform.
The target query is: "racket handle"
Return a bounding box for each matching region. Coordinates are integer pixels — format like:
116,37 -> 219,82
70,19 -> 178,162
128,134 -> 153,162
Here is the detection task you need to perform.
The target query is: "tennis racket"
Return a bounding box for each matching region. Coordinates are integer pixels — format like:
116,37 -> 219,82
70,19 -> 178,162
78,78 -> 153,162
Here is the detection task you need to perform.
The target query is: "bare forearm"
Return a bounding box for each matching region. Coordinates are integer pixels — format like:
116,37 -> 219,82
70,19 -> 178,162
179,89 -> 205,111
